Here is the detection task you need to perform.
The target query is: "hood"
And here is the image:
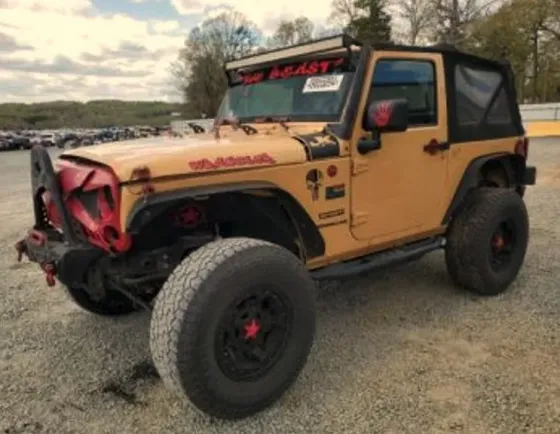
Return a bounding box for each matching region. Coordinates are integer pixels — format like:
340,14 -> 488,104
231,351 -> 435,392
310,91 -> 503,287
60,126 -> 314,182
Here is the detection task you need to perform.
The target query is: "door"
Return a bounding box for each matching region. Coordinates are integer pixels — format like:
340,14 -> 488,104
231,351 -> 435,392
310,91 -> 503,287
350,52 -> 449,242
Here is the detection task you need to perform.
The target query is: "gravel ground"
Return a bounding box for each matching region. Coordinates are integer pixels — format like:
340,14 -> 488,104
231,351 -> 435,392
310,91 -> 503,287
0,139 -> 559,434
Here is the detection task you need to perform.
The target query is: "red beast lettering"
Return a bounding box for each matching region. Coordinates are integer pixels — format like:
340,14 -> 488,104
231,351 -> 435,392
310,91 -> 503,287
242,72 -> 264,85
189,153 -> 276,171
240,58 -> 345,84
267,58 -> 343,80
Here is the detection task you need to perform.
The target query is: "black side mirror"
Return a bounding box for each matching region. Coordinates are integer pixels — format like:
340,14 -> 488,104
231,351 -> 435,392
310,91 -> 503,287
363,98 -> 409,133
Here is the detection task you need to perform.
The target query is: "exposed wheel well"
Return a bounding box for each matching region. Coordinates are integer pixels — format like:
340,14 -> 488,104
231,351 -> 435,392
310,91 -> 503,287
127,188 -> 325,261
479,160 -> 509,187
443,153 -> 527,225
478,154 -> 526,188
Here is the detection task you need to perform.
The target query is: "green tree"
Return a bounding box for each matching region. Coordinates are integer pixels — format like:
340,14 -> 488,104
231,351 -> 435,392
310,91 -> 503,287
538,0 -> 560,42
269,17 -> 315,48
171,10 -> 260,118
512,0 -> 560,102
391,0 -> 435,44
463,0 -> 560,102
0,101 -> 183,130
348,0 -> 392,44
329,0 -> 359,31
467,1 -> 532,100
432,0 -> 501,46
466,0 -> 560,103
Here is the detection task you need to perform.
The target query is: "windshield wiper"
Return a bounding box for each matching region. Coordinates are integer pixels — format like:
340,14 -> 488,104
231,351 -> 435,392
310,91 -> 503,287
212,116 -> 257,139
254,116 -> 291,132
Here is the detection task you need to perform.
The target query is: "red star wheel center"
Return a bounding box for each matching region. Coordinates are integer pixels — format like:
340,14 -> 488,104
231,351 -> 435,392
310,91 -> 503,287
244,319 -> 261,340
493,234 -> 505,251
177,207 -> 200,226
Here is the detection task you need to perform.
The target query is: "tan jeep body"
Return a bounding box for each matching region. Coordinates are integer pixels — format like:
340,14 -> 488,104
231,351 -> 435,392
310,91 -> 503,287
60,44 -> 526,270
16,34 -> 536,421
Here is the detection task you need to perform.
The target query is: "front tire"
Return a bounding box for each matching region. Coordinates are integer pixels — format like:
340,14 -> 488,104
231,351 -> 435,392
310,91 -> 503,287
445,188 -> 529,295
150,237 -> 316,420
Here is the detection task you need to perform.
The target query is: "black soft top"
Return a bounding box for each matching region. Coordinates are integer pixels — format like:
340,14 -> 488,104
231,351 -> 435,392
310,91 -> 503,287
226,33 -> 511,73
372,42 -> 511,70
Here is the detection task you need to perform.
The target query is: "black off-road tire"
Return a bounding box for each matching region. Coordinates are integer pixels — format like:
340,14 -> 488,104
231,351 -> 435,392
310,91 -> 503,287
65,285 -> 140,316
445,188 -> 529,295
150,237 -> 316,420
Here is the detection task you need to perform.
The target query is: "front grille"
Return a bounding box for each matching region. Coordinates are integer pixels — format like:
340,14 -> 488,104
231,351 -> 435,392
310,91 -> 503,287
76,190 -> 99,218
101,186 -> 114,210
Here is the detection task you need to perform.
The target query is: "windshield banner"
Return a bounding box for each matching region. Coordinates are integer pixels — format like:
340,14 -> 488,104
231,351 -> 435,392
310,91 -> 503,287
237,57 -> 348,86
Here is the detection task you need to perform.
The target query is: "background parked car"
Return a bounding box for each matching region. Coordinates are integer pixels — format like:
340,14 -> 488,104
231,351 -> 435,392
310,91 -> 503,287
0,135 -> 14,151
80,134 -> 95,146
58,133 -> 79,148
10,135 -> 31,150
29,135 -> 42,148
1,124 -> 172,150
39,133 -> 55,147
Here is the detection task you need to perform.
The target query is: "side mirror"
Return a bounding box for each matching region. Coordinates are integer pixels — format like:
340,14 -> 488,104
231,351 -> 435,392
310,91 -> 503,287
363,98 -> 409,133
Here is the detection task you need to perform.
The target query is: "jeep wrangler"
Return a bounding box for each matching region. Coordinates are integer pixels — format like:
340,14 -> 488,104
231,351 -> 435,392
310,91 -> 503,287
15,34 -> 536,420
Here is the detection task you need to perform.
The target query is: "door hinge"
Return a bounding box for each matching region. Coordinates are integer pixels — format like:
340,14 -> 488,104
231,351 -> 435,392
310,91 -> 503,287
351,212 -> 369,227
351,160 -> 369,176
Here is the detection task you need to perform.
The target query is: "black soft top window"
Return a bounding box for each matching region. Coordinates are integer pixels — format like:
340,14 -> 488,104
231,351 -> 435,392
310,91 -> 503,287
445,56 -> 523,143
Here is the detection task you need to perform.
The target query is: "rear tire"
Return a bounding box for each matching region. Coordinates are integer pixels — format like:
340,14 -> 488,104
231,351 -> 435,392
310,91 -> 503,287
445,188 -> 529,295
65,285 -> 140,316
150,237 -> 316,420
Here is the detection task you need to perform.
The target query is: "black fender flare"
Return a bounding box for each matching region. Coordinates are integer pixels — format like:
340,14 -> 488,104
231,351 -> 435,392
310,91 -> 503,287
125,182 -> 326,260
442,153 -> 526,225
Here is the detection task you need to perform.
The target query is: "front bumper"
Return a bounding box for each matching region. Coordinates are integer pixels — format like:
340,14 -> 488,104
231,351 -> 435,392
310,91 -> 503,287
15,146 -> 101,287
29,145 -> 80,243
16,229 -> 102,287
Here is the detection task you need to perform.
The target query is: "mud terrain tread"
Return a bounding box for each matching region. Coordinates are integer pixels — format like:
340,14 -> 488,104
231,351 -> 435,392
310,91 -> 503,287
150,238 -> 263,396
150,237 -> 315,419
445,188 -> 529,295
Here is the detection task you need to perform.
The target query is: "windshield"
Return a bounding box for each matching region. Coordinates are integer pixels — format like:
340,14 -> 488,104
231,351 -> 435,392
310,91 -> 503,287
218,55 -> 355,123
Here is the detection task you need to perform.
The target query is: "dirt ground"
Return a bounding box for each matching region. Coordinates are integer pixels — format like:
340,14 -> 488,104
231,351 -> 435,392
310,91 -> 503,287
0,139 -> 559,434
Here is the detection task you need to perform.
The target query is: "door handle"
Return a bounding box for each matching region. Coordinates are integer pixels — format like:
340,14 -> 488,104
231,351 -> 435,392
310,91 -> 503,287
424,139 -> 450,155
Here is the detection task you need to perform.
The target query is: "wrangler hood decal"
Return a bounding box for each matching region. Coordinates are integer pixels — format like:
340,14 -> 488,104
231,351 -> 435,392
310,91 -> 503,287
60,132 -> 309,181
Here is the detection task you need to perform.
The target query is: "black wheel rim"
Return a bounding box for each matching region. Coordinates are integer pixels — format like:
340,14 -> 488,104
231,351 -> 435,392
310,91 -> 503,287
490,218 -> 517,272
215,288 -> 293,382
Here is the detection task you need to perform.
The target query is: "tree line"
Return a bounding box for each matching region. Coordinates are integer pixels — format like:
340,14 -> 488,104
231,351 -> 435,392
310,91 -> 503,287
173,0 -> 560,118
0,100 -> 183,130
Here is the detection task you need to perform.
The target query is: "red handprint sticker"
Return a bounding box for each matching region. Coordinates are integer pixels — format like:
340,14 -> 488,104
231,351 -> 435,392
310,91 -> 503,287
373,101 -> 393,128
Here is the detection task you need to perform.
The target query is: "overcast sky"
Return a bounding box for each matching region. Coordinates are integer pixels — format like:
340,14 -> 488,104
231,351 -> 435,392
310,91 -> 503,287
0,0 -> 336,103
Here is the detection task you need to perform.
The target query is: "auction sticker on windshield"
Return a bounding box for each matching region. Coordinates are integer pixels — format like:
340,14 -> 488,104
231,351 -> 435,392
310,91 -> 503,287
302,74 -> 344,93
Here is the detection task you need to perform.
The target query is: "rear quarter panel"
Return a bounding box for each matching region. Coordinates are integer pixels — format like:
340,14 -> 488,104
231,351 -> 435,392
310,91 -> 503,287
443,137 -> 520,213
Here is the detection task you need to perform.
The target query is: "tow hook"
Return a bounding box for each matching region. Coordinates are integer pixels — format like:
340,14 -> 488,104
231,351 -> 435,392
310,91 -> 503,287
40,263 -> 57,287
15,239 -> 27,262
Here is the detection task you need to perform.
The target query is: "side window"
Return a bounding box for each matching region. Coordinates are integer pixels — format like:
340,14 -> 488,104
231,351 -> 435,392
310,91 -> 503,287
453,63 -> 519,141
486,88 -> 513,126
455,65 -> 501,127
370,59 -> 437,127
